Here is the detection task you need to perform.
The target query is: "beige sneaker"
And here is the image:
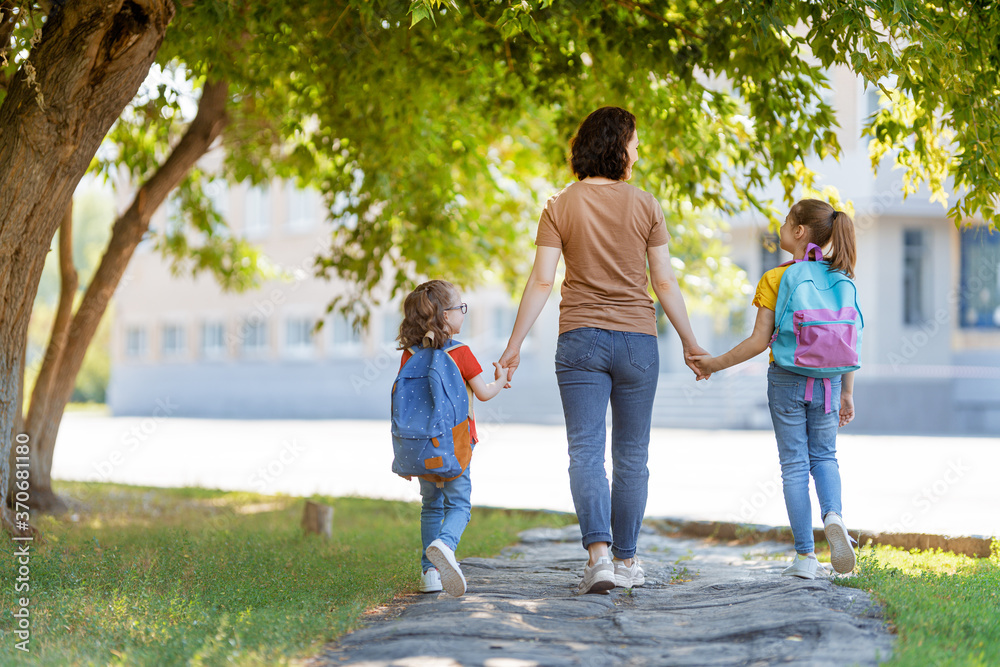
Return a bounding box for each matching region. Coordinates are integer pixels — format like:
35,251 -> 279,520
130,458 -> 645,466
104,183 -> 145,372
578,556 -> 616,594
613,557 -> 645,588
824,512 -> 857,574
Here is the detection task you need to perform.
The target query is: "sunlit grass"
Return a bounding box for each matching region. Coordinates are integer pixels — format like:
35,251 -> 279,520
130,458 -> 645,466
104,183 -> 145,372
1,481 -> 575,666
837,542 -> 1000,667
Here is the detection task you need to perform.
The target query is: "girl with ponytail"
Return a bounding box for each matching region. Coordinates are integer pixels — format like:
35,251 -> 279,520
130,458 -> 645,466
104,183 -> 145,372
395,279 -> 510,597
690,199 -> 859,579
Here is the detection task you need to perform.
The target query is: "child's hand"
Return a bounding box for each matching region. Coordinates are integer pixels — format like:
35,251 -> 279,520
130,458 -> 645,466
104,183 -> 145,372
839,393 -> 855,427
687,354 -> 715,381
492,362 -> 512,389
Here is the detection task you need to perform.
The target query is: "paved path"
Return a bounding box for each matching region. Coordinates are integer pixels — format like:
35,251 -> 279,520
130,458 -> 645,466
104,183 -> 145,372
307,525 -> 893,667
54,415 -> 999,538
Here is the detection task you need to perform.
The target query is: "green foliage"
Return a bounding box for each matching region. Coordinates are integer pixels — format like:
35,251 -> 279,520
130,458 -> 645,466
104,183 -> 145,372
9,1 -> 999,320
0,481 -> 574,666
837,543 -> 1000,666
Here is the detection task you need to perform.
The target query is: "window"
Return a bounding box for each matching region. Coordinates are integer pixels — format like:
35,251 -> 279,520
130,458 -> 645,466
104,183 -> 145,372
161,324 -> 186,357
241,318 -> 269,356
287,187 -> 319,231
245,186 -> 270,238
125,326 -> 147,359
285,317 -> 316,357
201,322 -> 226,359
903,229 -> 931,325
331,314 -> 363,354
960,226 -> 1000,328
761,232 -> 781,276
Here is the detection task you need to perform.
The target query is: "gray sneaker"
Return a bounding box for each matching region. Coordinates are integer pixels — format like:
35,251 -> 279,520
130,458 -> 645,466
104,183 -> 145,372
824,512 -> 857,574
613,557 -> 645,588
578,556 -> 616,594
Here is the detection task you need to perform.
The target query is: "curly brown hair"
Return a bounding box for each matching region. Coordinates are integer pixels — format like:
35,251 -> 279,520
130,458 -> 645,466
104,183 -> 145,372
569,107 -> 637,181
397,280 -> 458,350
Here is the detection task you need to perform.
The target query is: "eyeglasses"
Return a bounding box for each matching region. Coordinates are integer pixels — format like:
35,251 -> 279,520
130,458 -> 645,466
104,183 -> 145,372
445,303 -> 468,314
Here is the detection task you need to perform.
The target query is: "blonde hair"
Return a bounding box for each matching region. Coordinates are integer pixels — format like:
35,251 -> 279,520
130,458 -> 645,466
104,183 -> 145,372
397,280 -> 458,350
788,199 -> 857,278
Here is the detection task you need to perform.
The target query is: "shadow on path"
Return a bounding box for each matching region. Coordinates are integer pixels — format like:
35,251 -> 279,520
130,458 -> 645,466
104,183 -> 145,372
308,525 -> 894,666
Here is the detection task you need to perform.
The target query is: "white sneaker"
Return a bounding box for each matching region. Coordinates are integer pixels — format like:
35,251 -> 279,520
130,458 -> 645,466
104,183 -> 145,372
613,557 -> 645,588
426,539 -> 467,597
420,567 -> 442,593
824,512 -> 857,574
782,554 -> 819,579
578,556 -> 616,594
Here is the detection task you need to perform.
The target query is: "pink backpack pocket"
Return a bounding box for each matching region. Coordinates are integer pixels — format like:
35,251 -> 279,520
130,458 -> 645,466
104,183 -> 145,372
793,307 -> 859,369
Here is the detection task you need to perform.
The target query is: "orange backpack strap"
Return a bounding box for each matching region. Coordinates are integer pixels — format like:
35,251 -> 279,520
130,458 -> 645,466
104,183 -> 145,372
444,343 -> 474,421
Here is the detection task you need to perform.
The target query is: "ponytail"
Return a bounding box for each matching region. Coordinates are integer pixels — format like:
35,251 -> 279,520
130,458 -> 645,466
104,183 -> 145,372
827,211 -> 857,279
787,199 -> 857,278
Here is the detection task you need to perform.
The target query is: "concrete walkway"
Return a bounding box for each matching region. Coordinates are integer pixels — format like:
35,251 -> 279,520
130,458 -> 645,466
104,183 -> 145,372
53,414 -> 999,539
307,525 -> 894,667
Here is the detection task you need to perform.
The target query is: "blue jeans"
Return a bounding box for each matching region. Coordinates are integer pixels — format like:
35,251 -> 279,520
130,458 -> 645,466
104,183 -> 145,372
555,327 -> 659,560
767,364 -> 843,554
418,464 -> 472,572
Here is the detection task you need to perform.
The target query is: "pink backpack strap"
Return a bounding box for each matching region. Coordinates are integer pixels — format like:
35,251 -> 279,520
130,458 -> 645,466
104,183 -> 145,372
794,243 -> 824,262
803,376 -> 834,413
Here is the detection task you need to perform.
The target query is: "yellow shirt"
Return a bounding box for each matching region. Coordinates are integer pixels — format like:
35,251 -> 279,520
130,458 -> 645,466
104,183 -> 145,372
753,265 -> 789,362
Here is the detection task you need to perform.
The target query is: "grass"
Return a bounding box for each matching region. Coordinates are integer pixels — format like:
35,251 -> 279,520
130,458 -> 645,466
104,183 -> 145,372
2,481 -> 575,666
837,542 -> 1000,666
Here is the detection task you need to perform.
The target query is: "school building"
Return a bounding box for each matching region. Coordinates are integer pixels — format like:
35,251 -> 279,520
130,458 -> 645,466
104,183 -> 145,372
108,69 -> 1000,435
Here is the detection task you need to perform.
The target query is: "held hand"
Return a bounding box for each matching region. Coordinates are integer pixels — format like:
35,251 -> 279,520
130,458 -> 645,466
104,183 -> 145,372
684,344 -> 713,381
687,355 -> 715,381
498,345 -> 520,382
492,362 -> 512,389
839,393 -> 855,427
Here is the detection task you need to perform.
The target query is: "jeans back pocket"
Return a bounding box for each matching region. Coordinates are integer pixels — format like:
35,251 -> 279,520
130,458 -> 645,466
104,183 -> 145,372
623,332 -> 658,372
556,328 -> 600,367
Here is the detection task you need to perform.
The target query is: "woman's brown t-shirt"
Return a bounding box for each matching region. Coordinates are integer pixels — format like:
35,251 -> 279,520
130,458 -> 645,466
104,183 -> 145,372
535,180 -> 670,336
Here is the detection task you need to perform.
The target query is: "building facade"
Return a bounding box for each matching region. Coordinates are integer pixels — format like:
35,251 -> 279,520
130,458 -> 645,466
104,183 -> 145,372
109,68 -> 1000,434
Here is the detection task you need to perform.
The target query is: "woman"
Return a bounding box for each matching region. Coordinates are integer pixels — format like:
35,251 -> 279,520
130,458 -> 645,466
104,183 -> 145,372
498,106 -> 706,594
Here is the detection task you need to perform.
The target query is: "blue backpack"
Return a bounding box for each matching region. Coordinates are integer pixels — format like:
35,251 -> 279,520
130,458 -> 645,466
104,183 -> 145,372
391,340 -> 472,484
771,243 -> 863,411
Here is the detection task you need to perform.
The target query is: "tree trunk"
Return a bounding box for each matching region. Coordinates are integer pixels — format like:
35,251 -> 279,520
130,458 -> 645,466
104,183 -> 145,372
17,204 -> 77,513
301,501 -> 334,538
0,0 -> 175,532
11,79 -> 230,513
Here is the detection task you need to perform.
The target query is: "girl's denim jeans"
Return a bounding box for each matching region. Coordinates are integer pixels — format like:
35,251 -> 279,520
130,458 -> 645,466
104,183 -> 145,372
767,363 -> 843,554
555,327 -> 659,560
418,464 -> 472,572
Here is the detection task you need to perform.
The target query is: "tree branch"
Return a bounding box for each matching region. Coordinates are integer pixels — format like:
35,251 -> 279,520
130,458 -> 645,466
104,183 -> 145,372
24,202 -> 76,431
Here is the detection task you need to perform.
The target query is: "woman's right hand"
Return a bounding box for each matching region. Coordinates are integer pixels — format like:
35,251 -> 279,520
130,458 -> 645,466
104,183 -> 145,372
498,345 -> 520,382
684,344 -> 712,380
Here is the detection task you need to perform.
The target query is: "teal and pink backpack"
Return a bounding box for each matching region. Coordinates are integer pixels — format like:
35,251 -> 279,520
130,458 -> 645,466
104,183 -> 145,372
770,243 -> 863,412
390,340 -> 472,484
